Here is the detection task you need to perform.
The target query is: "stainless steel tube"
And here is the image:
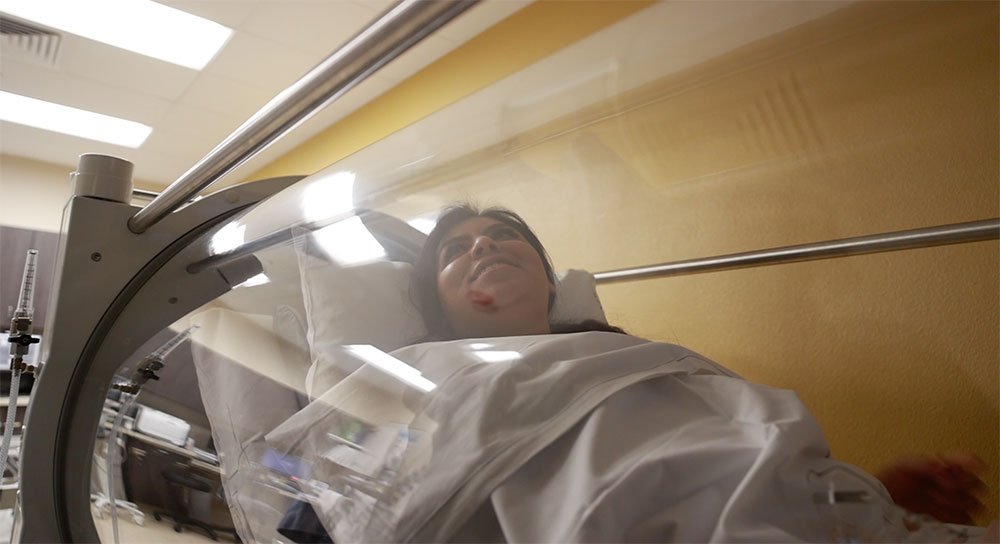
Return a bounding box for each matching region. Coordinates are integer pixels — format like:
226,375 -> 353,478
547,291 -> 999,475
128,0 -> 478,234
593,218 -> 999,284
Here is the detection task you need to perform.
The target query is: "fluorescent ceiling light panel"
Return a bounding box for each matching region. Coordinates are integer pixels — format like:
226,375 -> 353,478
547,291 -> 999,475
0,0 -> 232,70
0,91 -> 152,148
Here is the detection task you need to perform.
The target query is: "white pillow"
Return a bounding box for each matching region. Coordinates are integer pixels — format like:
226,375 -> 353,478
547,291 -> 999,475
550,269 -> 608,325
299,258 -> 607,349
297,255 -> 428,352
297,240 -> 608,397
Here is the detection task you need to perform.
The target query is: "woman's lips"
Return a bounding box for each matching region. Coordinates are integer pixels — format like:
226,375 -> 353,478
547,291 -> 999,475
470,259 -> 516,281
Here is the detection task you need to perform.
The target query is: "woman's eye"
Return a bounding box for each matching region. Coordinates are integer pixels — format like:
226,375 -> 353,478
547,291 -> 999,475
440,244 -> 466,265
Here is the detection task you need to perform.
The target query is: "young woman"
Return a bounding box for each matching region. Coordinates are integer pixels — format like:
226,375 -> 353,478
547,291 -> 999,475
281,203 -> 988,543
410,203 -> 986,531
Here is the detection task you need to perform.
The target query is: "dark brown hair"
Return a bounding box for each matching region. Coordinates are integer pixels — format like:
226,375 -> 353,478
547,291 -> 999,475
412,203 -> 626,340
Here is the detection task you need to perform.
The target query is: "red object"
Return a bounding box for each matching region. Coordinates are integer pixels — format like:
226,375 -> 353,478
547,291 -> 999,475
469,291 -> 494,307
876,453 -> 987,525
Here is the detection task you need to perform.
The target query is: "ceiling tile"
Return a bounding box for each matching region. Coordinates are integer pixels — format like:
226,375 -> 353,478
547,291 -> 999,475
202,30 -> 321,89
238,1 -> 378,56
128,146 -> 204,185
139,105 -> 244,161
177,72 -> 277,119
154,105 -> 245,143
0,58 -> 173,126
159,0 -> 256,29
55,34 -> 199,102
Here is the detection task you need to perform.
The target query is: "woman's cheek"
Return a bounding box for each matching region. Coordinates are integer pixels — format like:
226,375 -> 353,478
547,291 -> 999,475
439,263 -> 471,307
438,260 -> 461,290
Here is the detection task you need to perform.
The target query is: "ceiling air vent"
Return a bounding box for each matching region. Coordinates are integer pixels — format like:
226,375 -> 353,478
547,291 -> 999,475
1,16 -> 62,68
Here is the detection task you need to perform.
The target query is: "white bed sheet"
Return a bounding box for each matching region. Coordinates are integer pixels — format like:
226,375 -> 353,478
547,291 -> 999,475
267,332 -> 970,542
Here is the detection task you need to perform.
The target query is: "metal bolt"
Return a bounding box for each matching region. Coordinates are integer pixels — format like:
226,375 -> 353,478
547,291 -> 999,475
90,252 -> 102,262
168,297 -> 178,304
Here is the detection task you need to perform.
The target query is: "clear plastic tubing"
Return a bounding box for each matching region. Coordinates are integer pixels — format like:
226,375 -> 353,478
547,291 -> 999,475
107,391 -> 139,544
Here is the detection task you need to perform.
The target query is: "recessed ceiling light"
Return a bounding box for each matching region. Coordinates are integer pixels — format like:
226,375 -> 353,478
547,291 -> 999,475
0,0 -> 232,70
0,91 -> 152,148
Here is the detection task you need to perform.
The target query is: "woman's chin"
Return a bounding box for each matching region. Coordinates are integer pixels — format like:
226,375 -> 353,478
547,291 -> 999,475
467,283 -> 524,310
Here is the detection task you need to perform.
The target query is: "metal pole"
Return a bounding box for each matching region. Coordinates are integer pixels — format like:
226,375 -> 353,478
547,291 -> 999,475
593,218 -> 999,285
127,0 -> 478,234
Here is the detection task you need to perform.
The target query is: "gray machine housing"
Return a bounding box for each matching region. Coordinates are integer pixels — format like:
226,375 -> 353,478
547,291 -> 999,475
17,160 -> 301,543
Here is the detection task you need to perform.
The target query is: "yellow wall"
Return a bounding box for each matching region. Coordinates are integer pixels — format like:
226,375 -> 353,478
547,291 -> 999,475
252,1 -> 999,522
0,154 -> 73,232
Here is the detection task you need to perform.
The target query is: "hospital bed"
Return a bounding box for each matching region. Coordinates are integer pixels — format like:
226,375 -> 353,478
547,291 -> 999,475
7,1 -> 998,542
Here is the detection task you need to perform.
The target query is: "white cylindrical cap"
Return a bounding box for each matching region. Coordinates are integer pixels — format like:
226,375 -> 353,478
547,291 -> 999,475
70,153 -> 134,203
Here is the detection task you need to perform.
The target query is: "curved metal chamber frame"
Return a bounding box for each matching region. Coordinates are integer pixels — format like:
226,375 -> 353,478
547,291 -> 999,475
17,176 -> 302,543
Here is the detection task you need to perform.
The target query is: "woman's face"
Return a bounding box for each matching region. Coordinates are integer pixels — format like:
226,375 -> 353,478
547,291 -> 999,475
435,217 -> 555,339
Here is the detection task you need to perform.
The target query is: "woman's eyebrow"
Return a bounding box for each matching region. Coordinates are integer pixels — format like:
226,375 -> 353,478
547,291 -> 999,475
484,223 -> 518,238
483,223 -> 513,236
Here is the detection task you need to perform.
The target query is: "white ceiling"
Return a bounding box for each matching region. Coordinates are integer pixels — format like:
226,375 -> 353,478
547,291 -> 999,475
0,0 -> 530,189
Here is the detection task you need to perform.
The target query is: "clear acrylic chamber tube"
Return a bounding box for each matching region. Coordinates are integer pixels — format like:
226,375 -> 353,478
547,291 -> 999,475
88,1 -> 998,542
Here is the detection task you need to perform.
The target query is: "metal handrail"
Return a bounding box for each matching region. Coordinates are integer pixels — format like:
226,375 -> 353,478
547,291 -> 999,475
593,218 -> 999,284
127,0 -> 478,234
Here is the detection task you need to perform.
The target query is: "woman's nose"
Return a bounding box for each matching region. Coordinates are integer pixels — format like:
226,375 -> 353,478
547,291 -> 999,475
471,235 -> 498,258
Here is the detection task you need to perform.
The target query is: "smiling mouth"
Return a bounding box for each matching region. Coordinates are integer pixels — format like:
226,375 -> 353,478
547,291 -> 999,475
471,260 -> 516,281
